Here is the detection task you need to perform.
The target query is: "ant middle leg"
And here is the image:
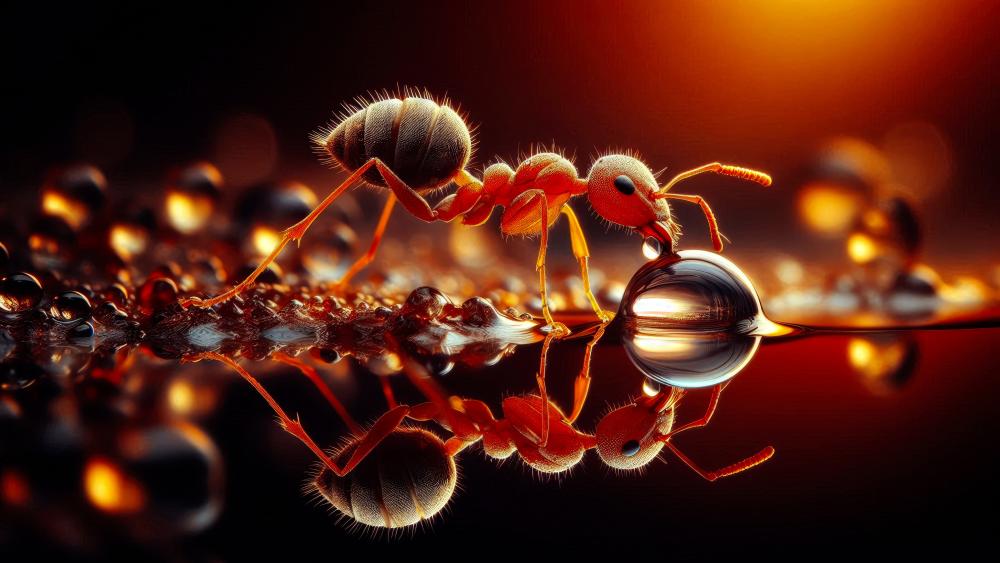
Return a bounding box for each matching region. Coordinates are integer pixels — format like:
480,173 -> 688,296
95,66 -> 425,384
333,195 -> 398,287
271,352 -> 362,436
560,205 -> 613,322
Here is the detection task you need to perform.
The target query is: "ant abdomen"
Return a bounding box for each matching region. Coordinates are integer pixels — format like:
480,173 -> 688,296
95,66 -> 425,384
312,427 -> 457,528
316,96 -> 473,192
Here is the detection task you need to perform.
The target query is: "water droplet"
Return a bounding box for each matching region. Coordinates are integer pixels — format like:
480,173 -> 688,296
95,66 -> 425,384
403,287 -> 450,320
310,347 -> 341,364
620,250 -> 765,333
27,216 -> 75,271
641,236 -> 662,260
0,359 -> 43,390
619,250 -> 776,388
138,277 -> 179,315
0,273 -> 44,314
301,223 -> 357,281
624,330 -> 761,388
69,321 -> 96,340
50,291 -> 93,323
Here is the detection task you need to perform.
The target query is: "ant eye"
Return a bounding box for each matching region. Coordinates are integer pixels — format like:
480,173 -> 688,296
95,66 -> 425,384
613,175 -> 636,195
621,440 -> 641,457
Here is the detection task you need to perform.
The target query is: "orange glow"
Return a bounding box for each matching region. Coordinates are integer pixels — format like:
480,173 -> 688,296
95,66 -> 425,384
41,190 -> 89,229
109,223 -> 149,262
83,457 -> 146,514
168,379 -> 196,414
798,183 -> 864,236
847,233 -> 878,264
252,226 -> 282,257
848,338 -> 906,384
166,191 -> 215,235
1,470 -> 30,506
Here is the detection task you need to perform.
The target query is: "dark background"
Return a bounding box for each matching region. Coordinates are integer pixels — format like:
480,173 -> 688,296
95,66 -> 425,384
3,1 -> 1000,560
3,1 -> 999,268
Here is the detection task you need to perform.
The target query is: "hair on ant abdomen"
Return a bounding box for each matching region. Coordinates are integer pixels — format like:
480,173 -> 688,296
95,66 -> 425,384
313,95 -> 473,192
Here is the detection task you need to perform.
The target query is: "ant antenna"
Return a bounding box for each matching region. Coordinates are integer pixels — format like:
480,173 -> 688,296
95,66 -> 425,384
656,162 -> 772,196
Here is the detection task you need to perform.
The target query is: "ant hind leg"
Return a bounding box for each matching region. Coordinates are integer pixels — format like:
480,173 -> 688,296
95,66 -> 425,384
185,351 -> 408,478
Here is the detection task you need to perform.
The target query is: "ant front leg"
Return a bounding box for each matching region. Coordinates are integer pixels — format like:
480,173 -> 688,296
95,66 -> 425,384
185,351 -> 408,478
664,442 -> 775,482
560,205 -> 613,322
661,382 -> 730,440
659,193 -> 725,252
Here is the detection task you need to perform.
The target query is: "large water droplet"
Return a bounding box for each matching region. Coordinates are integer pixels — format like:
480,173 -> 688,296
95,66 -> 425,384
619,250 -> 780,388
620,250 -> 764,333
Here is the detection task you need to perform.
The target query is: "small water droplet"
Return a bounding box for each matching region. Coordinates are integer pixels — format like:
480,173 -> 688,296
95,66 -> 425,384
0,273 -> 44,314
50,291 -> 93,323
641,236 -> 662,260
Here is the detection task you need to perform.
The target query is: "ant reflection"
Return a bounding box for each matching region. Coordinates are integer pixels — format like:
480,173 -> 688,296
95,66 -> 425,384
187,332 -> 774,530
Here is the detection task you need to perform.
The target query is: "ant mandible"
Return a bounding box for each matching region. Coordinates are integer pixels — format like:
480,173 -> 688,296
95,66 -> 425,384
187,346 -> 774,529
181,90 -> 773,333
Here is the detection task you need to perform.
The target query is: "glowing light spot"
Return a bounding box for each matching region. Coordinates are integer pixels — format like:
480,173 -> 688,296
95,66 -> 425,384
847,233 -> 878,264
631,335 -> 694,355
252,227 -> 281,257
631,297 -> 690,316
848,338 -> 875,368
797,183 -> 863,235
166,191 -> 214,235
168,380 -> 196,415
642,379 -> 662,397
41,190 -> 89,230
1,470 -> 29,506
84,457 -> 146,514
109,223 -> 149,262
775,258 -> 805,286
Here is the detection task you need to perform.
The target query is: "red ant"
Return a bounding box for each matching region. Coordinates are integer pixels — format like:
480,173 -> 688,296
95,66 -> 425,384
181,90 -> 772,333
186,342 -> 774,530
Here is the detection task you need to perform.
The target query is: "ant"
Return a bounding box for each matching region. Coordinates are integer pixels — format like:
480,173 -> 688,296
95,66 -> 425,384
186,342 -> 774,529
181,90 -> 772,335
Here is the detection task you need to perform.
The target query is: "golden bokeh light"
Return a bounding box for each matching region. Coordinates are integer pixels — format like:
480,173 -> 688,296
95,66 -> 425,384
797,183 -> 865,236
166,191 -> 215,235
252,226 -> 282,257
41,190 -> 89,230
83,457 -> 146,514
109,223 -> 150,262
846,233 -> 878,264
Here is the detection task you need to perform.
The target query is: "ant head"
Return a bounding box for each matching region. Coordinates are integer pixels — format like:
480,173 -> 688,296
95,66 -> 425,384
595,391 -> 677,470
586,155 -> 671,230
